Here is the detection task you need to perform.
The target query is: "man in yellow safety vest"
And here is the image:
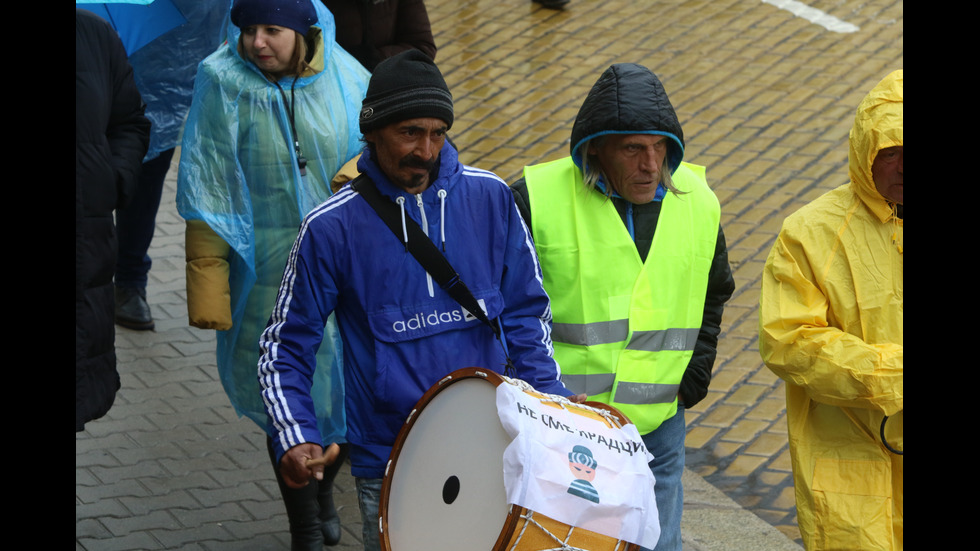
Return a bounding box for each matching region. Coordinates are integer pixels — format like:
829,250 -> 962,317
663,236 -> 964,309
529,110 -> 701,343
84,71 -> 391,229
511,63 -> 736,551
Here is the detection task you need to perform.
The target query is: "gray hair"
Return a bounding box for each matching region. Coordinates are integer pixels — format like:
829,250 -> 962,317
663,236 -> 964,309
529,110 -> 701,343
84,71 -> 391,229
580,135 -> 686,198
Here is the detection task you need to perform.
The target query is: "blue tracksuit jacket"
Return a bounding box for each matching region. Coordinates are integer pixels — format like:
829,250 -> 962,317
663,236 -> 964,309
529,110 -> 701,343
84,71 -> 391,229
259,142 -> 570,478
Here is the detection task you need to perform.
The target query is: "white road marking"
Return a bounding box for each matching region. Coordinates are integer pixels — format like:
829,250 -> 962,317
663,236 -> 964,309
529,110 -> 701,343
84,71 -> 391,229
762,0 -> 860,33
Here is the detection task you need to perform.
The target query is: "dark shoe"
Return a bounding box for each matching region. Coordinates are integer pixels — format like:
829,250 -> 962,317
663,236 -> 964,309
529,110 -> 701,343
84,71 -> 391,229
320,491 -> 341,546
533,0 -> 570,8
115,286 -> 154,330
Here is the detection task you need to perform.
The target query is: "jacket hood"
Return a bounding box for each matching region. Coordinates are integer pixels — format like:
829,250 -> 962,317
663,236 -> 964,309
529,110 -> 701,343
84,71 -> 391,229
848,70 -> 903,222
569,63 -> 685,173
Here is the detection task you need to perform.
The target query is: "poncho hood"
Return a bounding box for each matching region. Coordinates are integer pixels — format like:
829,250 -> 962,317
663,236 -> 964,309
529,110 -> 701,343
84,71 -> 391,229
848,70 -> 903,222
569,63 -> 685,174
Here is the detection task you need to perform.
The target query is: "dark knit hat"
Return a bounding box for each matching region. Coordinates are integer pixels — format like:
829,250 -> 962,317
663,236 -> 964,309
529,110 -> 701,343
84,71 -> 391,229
359,49 -> 454,133
230,0 -> 317,36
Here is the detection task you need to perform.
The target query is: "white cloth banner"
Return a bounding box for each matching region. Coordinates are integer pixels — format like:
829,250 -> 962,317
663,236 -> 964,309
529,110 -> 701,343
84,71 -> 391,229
495,381 -> 661,549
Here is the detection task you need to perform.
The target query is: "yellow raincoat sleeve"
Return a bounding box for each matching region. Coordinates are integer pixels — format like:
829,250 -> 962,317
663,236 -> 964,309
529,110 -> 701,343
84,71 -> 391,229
760,221 -> 903,417
185,219 -> 232,330
330,153 -> 361,194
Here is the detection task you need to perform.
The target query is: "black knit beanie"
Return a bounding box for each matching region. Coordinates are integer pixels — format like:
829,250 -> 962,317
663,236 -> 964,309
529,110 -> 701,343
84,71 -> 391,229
359,49 -> 454,133
230,0 -> 317,35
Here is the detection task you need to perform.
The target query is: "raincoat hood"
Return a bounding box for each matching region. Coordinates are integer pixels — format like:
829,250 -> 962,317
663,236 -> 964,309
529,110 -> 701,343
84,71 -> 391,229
849,69 -> 903,222
569,63 -> 685,174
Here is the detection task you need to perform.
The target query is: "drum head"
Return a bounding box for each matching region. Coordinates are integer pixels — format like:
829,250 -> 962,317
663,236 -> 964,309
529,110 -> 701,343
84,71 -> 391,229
382,373 -> 511,551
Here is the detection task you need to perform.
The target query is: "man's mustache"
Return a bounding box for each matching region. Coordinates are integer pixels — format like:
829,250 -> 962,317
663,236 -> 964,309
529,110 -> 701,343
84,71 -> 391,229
400,155 -> 437,172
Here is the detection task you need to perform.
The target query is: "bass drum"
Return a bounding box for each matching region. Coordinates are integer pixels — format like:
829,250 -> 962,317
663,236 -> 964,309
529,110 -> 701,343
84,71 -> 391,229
379,367 -> 639,551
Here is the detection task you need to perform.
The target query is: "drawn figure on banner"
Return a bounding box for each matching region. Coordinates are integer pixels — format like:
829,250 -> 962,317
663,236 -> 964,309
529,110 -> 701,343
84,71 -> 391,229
567,445 -> 600,503
497,380 -> 661,548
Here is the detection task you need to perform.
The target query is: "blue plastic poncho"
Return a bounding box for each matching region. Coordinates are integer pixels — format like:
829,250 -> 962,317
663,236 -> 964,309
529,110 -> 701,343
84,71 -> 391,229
176,1 -> 369,445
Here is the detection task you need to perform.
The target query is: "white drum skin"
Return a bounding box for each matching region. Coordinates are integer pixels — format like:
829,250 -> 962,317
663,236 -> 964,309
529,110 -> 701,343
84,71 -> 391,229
381,371 -> 511,551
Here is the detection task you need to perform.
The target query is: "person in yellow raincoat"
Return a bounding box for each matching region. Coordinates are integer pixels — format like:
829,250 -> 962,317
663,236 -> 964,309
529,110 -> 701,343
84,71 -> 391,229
759,69 -> 902,550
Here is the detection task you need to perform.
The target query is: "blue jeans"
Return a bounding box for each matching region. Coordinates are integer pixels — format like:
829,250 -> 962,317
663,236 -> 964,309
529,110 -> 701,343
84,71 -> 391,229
641,406 -> 686,551
356,477 -> 383,551
114,148 -> 173,289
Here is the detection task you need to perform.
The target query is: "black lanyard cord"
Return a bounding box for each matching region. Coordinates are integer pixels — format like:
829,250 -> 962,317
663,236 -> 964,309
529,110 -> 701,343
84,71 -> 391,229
273,76 -> 307,176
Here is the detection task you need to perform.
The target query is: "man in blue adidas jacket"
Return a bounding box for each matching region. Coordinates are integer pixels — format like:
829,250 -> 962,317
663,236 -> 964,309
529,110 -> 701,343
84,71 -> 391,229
257,49 -> 573,551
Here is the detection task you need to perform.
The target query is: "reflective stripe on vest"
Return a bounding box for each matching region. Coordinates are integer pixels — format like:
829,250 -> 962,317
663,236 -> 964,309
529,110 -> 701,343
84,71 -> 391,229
553,321 -> 699,351
524,157 -> 719,433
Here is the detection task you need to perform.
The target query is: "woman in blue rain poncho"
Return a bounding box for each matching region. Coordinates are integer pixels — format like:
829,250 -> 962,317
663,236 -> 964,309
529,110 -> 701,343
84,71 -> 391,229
176,0 -> 369,547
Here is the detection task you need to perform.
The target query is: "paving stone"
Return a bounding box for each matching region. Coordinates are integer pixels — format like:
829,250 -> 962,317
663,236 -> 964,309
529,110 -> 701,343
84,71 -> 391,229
78,532 -> 165,551
76,477 -> 151,504
119,490 -> 201,516
101,509 -> 181,537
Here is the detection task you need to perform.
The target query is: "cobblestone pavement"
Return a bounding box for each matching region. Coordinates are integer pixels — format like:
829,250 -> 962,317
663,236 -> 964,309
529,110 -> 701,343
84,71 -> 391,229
76,1 -> 902,549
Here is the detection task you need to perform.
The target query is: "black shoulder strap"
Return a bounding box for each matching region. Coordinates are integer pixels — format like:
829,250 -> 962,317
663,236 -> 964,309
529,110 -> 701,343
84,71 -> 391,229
351,174 -> 501,340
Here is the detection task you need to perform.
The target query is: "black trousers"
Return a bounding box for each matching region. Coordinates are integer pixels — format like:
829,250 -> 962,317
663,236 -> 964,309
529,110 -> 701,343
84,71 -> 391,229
266,437 -> 349,550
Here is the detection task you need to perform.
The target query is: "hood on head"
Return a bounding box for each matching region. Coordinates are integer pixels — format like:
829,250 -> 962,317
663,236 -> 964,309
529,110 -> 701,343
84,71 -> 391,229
848,69 -> 903,220
569,63 -> 685,173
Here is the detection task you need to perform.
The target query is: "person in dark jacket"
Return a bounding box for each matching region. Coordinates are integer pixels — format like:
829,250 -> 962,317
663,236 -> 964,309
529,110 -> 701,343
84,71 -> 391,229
76,8 -> 151,432
321,0 -> 436,71
511,63 -> 735,551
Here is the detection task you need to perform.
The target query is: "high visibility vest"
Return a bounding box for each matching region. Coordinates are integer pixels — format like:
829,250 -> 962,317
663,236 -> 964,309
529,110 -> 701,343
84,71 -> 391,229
524,157 -> 719,434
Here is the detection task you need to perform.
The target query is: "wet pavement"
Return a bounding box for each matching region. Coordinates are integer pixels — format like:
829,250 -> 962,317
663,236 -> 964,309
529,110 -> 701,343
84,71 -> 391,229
76,0 -> 903,549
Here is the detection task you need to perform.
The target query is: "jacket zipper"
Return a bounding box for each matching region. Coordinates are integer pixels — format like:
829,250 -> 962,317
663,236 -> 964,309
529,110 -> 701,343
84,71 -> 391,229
415,193 -> 435,297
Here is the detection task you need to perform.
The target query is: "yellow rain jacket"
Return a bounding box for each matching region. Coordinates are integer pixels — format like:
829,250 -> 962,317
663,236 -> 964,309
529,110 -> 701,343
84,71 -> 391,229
759,70 -> 902,551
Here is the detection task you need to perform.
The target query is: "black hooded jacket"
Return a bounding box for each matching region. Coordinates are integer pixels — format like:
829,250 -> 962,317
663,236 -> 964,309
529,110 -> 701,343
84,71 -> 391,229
512,64 -> 735,409
76,9 -> 150,431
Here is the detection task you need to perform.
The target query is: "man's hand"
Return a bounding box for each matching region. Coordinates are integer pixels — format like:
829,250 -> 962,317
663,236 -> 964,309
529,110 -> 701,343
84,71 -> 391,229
279,442 -> 340,489
569,393 -> 588,404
